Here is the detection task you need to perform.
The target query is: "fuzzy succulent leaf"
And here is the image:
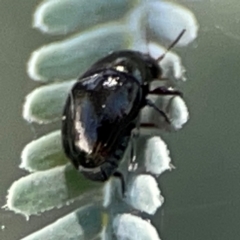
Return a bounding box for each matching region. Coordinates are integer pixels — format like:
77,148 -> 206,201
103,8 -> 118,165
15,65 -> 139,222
8,0 -> 199,239
7,164 -> 101,216
21,130 -> 68,172
21,204 -> 103,240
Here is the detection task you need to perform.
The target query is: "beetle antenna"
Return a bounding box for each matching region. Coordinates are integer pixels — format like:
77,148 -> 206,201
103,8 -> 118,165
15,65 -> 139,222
156,29 -> 186,62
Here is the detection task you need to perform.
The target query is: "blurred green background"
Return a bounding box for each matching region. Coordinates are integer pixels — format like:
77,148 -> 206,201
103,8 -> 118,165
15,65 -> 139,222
1,0 -> 240,239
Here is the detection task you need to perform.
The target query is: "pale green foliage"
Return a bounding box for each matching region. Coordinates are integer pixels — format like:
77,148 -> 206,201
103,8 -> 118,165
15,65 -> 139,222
6,0 -> 198,239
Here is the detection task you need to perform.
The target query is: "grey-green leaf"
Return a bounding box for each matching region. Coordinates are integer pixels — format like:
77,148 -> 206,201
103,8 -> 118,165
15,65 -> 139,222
146,1 -> 198,46
7,164 -> 102,216
27,23 -> 132,82
21,130 -> 68,172
23,80 -> 76,123
33,0 -> 134,35
113,214 -> 161,240
22,204 -> 103,240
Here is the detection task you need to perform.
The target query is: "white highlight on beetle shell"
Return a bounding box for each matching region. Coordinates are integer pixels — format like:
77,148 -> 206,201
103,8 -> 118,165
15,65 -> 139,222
113,214 -> 161,240
144,137 -> 172,176
103,76 -> 119,88
74,99 -> 98,154
125,175 -> 164,215
115,65 -> 125,72
74,111 -> 93,154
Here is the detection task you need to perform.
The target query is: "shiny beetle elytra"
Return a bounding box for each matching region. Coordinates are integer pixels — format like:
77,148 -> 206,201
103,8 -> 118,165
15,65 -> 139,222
62,30 -> 185,189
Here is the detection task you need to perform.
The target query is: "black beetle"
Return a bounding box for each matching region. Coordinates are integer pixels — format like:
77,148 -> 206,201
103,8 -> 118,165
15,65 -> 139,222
62,30 -> 185,189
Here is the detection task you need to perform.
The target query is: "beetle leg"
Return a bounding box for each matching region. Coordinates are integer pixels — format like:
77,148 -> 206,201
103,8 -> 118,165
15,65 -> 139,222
149,86 -> 183,97
145,99 -> 171,124
128,119 -> 140,172
130,121 -> 140,163
130,137 -> 136,163
113,171 -> 126,196
139,123 -> 156,128
128,136 -> 139,172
